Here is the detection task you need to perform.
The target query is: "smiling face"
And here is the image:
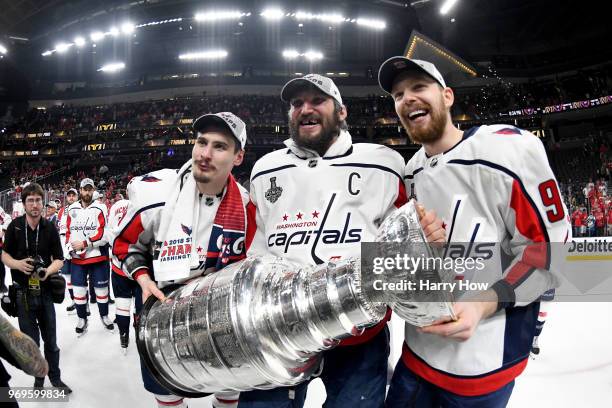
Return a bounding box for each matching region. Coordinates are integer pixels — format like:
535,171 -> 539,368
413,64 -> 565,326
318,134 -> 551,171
288,88 -> 347,155
391,71 -> 454,145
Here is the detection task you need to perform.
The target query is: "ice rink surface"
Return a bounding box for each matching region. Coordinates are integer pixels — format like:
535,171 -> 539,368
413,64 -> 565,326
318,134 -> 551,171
4,294 -> 611,407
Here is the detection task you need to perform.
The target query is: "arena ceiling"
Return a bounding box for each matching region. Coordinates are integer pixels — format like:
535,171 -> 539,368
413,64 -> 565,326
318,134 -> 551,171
0,0 -> 610,85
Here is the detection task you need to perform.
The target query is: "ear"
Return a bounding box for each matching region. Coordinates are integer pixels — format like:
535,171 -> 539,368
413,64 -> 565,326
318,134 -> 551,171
338,104 -> 348,122
442,87 -> 454,109
233,150 -> 244,166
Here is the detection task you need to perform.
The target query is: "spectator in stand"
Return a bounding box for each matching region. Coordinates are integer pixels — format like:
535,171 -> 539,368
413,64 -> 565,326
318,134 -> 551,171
571,207 -> 584,237
594,207 -> 606,236
586,212 -> 596,237
46,202 -> 58,227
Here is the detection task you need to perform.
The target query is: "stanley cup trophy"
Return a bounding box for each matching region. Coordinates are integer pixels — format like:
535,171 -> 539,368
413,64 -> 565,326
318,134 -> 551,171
137,256 -> 386,396
137,201 -> 453,396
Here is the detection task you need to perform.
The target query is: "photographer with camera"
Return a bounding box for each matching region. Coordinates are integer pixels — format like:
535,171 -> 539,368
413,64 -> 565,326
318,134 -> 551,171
1,182 -> 71,393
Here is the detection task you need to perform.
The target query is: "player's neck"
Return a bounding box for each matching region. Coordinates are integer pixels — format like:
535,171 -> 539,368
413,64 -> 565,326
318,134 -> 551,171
196,178 -> 227,196
423,124 -> 463,157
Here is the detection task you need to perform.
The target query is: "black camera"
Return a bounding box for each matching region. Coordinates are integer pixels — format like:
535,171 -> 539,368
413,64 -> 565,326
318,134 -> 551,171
27,255 -> 47,279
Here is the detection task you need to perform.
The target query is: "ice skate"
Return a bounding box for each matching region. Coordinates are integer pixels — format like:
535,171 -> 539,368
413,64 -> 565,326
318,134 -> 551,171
75,318 -> 88,337
101,315 -> 115,332
120,332 -> 129,354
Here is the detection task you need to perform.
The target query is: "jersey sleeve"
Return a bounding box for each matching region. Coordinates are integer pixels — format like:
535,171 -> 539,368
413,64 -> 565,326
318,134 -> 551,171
86,206 -> 108,248
112,180 -> 164,280
492,130 -> 571,309
245,177 -> 269,257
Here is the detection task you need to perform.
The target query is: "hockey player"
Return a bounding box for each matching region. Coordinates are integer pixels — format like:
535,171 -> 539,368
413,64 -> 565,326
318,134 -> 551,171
112,112 -> 248,408
58,188 -> 78,312
244,74 -> 445,408
66,178 -> 113,335
106,193 -> 135,352
378,56 -> 571,406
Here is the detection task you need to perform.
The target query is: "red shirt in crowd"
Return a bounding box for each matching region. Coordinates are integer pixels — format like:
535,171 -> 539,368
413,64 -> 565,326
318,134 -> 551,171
595,211 -> 605,228
571,210 -> 584,227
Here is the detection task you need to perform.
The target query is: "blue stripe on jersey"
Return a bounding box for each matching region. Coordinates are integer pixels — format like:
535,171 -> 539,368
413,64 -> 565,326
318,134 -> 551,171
251,164 -> 298,182
329,163 -> 402,182
404,167 -> 424,180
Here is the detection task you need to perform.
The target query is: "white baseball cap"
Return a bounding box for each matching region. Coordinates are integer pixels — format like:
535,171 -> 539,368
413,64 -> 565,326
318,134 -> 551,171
80,178 -> 95,188
378,57 -> 446,94
46,201 -> 58,209
281,74 -> 343,105
193,112 -> 247,150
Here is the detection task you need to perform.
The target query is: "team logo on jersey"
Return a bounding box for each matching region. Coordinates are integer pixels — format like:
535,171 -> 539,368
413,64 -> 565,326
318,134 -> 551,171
181,224 -> 193,235
266,193 -> 363,264
265,177 -> 283,203
494,127 -> 521,135
141,174 -> 161,182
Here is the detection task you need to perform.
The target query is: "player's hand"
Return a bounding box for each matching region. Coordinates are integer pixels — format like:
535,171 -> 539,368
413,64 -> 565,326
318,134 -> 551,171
17,258 -> 34,274
418,292 -> 498,341
136,274 -> 167,303
415,203 -> 446,245
71,240 -> 86,251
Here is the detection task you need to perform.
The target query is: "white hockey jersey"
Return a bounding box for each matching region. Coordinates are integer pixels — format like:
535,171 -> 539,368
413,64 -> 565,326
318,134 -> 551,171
111,165 -> 249,285
65,200 -> 109,264
402,125 -> 571,396
0,206 -> 12,249
107,199 -> 130,277
247,130 -> 407,345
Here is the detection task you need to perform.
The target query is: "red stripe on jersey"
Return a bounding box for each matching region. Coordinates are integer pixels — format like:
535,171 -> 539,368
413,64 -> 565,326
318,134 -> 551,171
245,200 -> 257,251
113,213 -> 145,261
111,263 -> 127,277
96,295 -> 108,300
65,213 -> 72,244
401,343 -> 528,396
394,179 -> 408,208
74,295 -> 87,301
89,210 -> 106,242
505,179 -> 548,286
71,255 -> 108,265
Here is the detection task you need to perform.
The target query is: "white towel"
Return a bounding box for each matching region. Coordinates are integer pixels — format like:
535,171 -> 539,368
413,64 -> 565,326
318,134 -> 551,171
153,160 -> 201,281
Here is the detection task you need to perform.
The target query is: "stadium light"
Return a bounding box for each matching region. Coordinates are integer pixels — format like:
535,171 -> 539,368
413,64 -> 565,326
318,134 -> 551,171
282,49 -> 300,59
356,18 -> 386,30
178,50 -> 228,60
108,26 -> 120,36
97,62 -> 125,72
55,42 -> 72,53
194,11 -> 245,22
0,44 -> 6,54
304,50 -> 323,61
90,31 -> 104,42
295,12 -> 345,24
41,50 -> 53,56
74,36 -> 86,47
261,8 -> 284,20
121,22 -> 135,35
440,0 -> 459,15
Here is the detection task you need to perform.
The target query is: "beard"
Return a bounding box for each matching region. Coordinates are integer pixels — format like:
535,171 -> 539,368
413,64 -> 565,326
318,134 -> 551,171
289,112 -> 342,155
81,195 -> 92,205
399,95 -> 447,145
